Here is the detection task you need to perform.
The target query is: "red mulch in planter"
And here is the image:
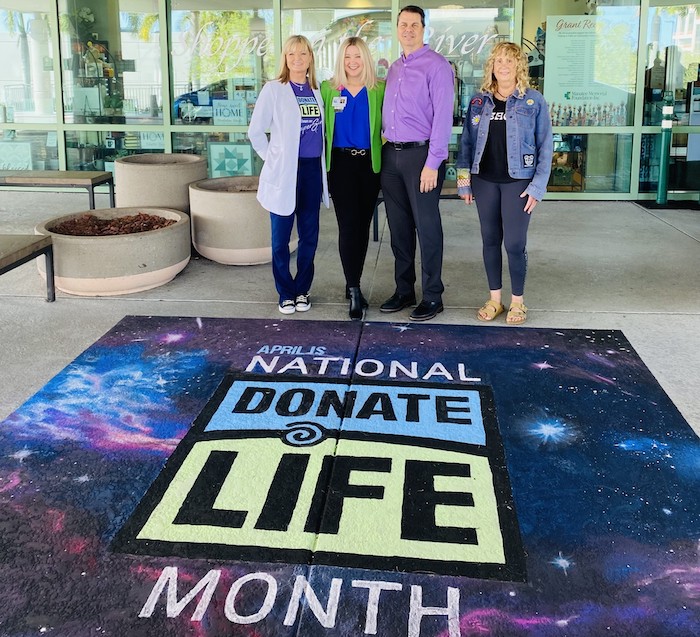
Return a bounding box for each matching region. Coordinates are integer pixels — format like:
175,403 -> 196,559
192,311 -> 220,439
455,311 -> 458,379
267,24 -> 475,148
50,213 -> 176,236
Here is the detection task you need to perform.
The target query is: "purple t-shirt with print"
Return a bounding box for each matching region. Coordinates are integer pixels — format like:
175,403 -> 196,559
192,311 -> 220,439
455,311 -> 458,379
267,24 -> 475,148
292,82 -> 323,158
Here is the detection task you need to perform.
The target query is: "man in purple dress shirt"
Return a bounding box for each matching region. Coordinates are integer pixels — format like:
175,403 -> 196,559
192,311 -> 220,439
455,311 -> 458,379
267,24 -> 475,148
379,5 -> 455,321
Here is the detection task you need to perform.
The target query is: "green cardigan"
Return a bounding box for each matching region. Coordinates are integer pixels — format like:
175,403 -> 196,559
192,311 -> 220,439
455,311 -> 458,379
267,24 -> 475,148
320,80 -> 385,174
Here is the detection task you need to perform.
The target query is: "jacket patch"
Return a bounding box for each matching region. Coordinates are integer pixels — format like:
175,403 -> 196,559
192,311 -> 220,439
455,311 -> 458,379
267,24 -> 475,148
523,154 -> 535,167
471,97 -> 483,106
471,115 -> 481,127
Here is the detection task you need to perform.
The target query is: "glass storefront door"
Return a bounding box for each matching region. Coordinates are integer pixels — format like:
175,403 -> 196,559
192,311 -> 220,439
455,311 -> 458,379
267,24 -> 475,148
640,2 -> 700,193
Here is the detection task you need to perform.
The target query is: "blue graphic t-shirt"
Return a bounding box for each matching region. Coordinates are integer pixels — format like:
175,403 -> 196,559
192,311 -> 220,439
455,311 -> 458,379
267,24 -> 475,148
293,82 -> 323,158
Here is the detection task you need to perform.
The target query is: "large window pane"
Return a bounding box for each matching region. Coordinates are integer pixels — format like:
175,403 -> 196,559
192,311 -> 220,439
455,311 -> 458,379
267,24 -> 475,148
282,1 -> 515,126
0,3 -> 56,125
65,129 -> 165,171
0,129 -> 59,170
170,2 -> 274,126
525,1 -> 639,127
549,133 -> 633,193
59,0 -> 163,124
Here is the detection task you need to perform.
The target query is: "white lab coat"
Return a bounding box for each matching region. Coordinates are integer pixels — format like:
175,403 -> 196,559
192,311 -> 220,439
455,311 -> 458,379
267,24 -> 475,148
248,80 -> 329,216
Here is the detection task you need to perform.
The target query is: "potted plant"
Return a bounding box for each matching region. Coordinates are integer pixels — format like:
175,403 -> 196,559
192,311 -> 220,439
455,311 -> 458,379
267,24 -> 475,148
103,150 -> 127,174
103,95 -> 123,116
35,207 -> 191,296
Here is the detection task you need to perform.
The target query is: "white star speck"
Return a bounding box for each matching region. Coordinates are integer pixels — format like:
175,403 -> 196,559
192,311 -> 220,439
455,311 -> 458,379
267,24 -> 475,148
527,420 -> 575,445
550,551 -> 575,575
533,361 -> 555,370
8,448 -> 34,463
162,333 -> 185,344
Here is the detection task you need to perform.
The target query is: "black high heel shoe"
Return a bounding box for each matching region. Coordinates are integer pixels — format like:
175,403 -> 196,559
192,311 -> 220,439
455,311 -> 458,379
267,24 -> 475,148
348,287 -> 366,321
345,285 -> 368,308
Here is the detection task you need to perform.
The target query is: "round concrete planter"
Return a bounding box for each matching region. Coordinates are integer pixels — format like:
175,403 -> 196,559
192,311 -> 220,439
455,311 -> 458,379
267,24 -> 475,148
189,176 -> 298,265
115,153 -> 207,212
35,207 -> 191,296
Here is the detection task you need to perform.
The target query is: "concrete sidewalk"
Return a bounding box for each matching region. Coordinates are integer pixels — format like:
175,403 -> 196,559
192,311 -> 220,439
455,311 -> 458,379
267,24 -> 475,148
1,189 -> 699,434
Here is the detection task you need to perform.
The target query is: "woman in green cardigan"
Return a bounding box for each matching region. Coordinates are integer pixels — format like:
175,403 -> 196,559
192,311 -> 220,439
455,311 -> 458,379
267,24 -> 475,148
321,37 -> 385,320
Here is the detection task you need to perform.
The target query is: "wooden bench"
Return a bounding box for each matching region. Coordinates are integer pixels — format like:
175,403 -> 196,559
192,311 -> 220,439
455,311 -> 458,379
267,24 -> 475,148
372,181 -> 460,241
0,170 -> 115,210
0,234 -> 55,302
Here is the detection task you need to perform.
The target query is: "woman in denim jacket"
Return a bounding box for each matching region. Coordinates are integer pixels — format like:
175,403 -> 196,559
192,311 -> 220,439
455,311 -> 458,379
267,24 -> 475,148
456,42 -> 552,325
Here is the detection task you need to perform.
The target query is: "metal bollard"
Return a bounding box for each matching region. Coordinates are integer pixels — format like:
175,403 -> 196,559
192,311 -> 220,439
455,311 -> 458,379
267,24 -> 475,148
656,92 -> 674,205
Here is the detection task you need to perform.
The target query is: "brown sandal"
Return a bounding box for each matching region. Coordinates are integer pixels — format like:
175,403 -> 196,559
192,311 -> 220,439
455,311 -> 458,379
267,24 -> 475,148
477,300 -> 506,322
506,302 -> 528,325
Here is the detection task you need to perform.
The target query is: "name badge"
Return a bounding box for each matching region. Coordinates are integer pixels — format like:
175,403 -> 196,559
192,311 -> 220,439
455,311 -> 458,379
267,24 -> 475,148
332,96 -> 347,112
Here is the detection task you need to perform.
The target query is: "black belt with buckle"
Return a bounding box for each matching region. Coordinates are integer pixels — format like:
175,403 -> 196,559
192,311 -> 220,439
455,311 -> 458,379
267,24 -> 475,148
335,147 -> 368,156
388,140 -> 429,150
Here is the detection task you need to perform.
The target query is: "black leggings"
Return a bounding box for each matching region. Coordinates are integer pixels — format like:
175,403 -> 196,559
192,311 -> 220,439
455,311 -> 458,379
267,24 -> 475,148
328,149 -> 380,288
471,175 -> 531,297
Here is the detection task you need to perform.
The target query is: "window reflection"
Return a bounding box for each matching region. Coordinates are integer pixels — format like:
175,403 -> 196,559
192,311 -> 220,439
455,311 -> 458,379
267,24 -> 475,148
281,3 -> 514,126
59,0 -> 163,124
645,4 -> 700,126
643,4 -> 700,193
549,133 -> 632,193
64,129 -> 165,171
0,129 -> 60,170
0,6 -> 55,124
170,3 -> 274,126
640,132 -> 700,192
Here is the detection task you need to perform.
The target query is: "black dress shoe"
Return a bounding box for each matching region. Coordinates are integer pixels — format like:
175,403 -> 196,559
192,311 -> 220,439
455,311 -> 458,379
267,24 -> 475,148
409,300 -> 444,321
380,292 -> 416,313
348,287 -> 366,321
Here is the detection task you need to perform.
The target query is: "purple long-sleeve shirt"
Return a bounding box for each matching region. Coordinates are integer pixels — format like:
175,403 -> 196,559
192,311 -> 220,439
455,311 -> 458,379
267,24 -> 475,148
382,45 -> 455,170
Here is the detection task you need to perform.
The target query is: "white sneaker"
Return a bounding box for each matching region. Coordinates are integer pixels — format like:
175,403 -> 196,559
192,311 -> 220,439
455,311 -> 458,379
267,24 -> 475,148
279,299 -> 296,314
295,294 -> 311,312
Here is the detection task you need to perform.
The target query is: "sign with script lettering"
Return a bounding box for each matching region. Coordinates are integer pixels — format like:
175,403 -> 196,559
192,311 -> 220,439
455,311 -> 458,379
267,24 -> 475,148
213,98 -> 247,125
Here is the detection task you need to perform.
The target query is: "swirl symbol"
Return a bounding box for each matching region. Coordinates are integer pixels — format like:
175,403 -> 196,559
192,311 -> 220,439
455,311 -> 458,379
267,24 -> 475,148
283,422 -> 325,447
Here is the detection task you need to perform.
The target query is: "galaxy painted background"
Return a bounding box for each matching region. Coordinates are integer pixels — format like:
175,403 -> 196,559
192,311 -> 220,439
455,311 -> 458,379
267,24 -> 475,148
0,316 -> 698,636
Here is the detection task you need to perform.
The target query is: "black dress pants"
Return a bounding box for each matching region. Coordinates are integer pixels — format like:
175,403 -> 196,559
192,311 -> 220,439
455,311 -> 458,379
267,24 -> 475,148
328,148 -> 380,289
380,144 -> 446,303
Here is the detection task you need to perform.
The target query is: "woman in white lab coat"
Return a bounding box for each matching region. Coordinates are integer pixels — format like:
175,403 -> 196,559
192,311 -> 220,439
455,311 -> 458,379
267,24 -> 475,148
248,35 -> 329,315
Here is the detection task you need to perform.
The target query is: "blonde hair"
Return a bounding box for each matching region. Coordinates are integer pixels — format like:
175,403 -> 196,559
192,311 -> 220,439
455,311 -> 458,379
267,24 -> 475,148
277,35 -> 318,89
330,37 -> 378,91
480,42 -> 531,96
